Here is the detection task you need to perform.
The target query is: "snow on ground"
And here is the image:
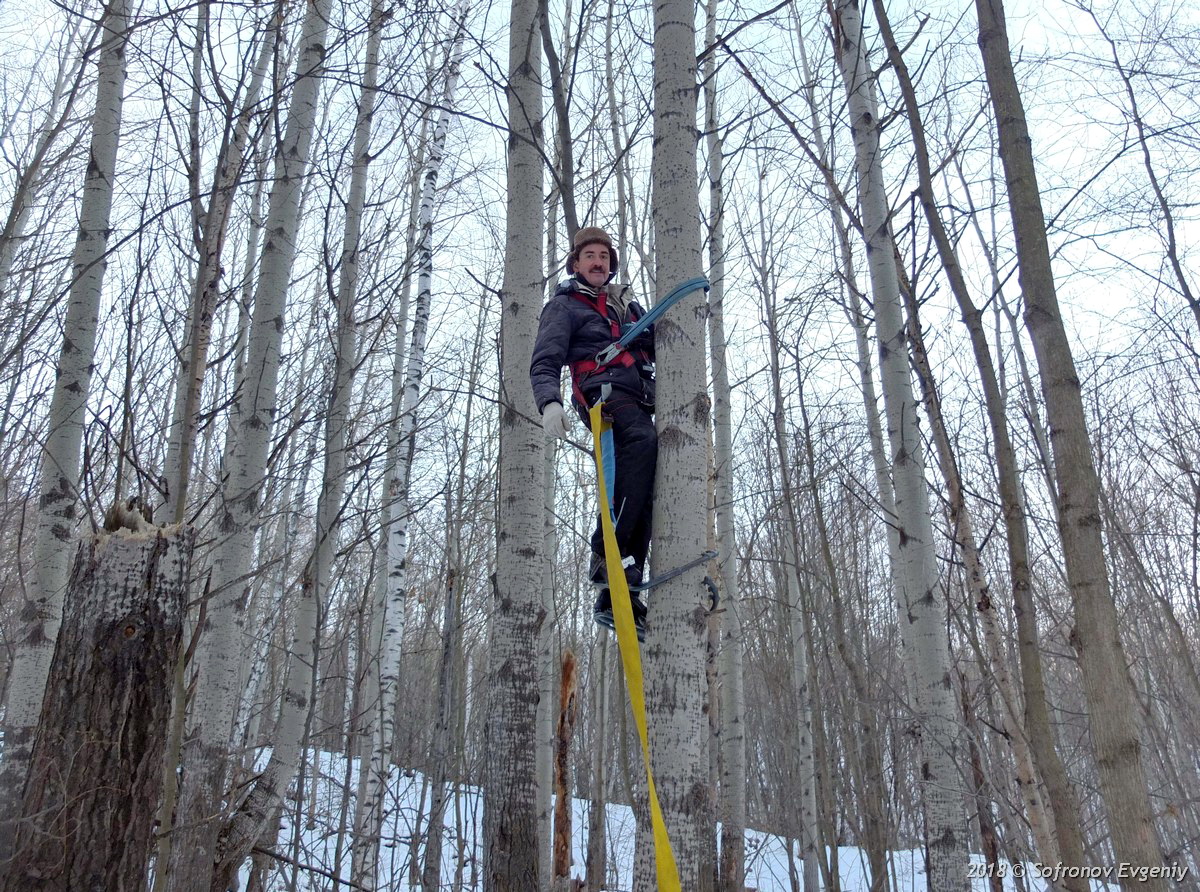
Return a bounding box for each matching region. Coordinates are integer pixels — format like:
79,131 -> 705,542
247,750 -> 1122,891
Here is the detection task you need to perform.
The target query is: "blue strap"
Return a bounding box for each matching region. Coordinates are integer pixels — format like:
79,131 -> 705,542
594,276 -> 710,366
601,427 -> 616,518
619,276 -> 709,346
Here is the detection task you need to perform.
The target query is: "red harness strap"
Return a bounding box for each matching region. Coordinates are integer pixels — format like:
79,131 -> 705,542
567,290 -> 645,407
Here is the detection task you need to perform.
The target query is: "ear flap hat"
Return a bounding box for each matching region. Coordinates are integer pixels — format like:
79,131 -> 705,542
567,226 -> 619,279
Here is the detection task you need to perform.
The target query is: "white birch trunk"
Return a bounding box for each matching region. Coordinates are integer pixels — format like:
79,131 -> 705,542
351,11 -> 469,889
0,0 -> 129,851
349,115 -> 426,892
903,284 -> 1061,873
425,281 -> 485,892
790,18 -> 900,863
832,2 -> 969,888
642,0 -> 714,883
482,0 -> 545,877
151,163 -> 267,884
871,3 -> 1088,878
537,442 -> 557,887
208,8 -> 388,884
166,0 -> 332,883
789,34 -> 914,876
957,168 -> 1091,877
790,3 -> 915,700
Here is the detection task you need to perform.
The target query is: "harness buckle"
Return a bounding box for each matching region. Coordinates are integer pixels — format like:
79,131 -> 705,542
594,343 -> 623,366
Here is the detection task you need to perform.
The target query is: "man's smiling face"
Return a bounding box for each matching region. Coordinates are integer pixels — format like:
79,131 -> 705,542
577,244 -> 611,288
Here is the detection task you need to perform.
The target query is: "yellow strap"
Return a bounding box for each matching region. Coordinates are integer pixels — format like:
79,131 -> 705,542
589,401 -> 681,891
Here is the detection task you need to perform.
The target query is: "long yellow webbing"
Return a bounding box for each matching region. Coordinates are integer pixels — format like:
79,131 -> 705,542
589,401 -> 681,891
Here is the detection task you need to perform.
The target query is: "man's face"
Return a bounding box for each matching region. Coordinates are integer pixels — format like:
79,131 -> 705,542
577,243 -> 611,288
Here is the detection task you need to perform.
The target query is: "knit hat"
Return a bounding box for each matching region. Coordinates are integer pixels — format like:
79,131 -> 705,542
567,226 -> 619,277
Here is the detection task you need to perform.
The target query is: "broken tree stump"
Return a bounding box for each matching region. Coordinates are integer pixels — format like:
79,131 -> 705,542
2,519 -> 194,891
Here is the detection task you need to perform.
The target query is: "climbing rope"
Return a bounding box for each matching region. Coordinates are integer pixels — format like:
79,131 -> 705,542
592,276 -> 710,368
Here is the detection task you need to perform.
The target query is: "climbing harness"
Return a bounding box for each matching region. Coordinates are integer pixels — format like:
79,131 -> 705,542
592,276 -> 710,369
566,287 -> 653,409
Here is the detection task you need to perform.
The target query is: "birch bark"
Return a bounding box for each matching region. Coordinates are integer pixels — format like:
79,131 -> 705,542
352,12 -> 467,887
953,162 -> 1091,871
901,274 -> 1061,875
424,276 -> 483,892
206,6 -> 392,887
482,0 -> 545,877
975,0 -> 1167,883
162,3 -> 278,523
0,0 -> 130,851
831,2 -> 969,887
167,0 -> 332,883
351,94 -> 427,892
538,440 -> 556,887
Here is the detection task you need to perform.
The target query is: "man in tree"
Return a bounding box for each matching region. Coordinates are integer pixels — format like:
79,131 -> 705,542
530,226 -> 656,635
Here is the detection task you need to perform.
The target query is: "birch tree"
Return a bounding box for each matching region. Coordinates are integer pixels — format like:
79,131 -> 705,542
351,12 -> 467,888
202,7 -> 396,888
702,1 -> 748,879
161,2 -> 278,524
0,0 -> 131,850
872,3 -> 1088,879
351,100 -> 427,892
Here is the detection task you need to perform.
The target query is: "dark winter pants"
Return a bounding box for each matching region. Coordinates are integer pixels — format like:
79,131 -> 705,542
585,391 -> 657,586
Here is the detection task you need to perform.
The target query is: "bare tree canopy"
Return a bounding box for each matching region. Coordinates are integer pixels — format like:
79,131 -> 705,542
0,0 -> 1196,887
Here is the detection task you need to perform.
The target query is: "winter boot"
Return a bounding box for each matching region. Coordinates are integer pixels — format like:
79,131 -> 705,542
588,552 -> 607,586
593,588 -> 647,642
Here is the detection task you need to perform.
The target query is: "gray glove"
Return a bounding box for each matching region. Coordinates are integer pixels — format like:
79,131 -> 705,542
542,401 -> 570,440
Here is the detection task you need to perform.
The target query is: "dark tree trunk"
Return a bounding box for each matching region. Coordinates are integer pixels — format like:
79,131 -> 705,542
2,518 -> 193,892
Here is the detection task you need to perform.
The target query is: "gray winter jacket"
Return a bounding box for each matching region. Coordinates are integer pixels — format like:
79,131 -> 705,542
529,278 -> 655,414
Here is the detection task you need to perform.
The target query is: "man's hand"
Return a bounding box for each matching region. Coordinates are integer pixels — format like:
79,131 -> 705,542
542,401 -> 570,440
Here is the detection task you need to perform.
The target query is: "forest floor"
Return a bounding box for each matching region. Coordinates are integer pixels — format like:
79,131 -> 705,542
247,750 -> 1112,891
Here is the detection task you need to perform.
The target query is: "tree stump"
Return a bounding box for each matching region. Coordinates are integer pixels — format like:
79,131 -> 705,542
2,520 -> 194,891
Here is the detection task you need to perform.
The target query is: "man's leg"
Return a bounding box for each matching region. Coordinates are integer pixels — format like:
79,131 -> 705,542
589,393 -> 656,585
